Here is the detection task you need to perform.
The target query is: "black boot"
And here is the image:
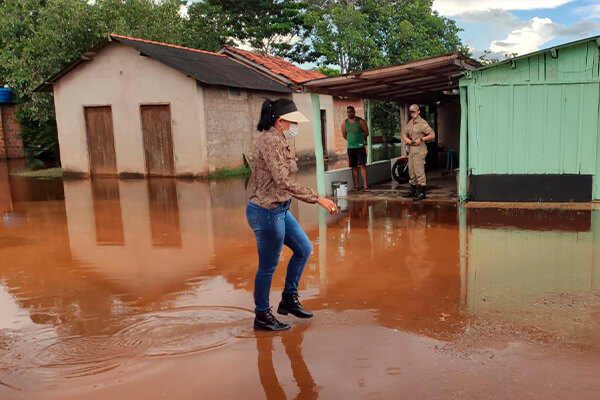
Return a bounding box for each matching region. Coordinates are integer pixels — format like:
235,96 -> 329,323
277,292 -> 313,318
254,308 -> 291,331
402,184 -> 416,198
413,185 -> 426,201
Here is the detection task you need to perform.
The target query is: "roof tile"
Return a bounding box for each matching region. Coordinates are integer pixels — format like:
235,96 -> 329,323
224,46 -> 324,83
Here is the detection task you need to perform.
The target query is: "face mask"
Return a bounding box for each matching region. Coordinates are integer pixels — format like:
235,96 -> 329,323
284,123 -> 299,139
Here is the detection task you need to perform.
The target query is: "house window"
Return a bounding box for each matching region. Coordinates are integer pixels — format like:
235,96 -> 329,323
228,87 -> 246,100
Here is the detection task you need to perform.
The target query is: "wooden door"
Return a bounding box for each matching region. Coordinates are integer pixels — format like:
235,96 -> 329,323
140,105 -> 175,176
84,106 -> 117,176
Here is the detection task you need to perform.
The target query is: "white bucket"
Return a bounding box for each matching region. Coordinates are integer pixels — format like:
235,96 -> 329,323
337,184 -> 348,197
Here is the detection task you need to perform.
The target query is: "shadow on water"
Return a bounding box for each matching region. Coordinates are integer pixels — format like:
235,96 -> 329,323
0,159 -> 599,398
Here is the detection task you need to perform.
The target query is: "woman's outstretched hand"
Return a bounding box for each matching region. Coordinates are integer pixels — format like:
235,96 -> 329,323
317,197 -> 339,215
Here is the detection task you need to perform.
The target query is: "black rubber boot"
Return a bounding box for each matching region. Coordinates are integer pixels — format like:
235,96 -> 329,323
277,292 -> 313,319
402,185 -> 416,198
413,185 -> 426,201
254,309 -> 291,331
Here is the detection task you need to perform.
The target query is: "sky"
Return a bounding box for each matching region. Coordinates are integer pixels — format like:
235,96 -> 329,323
432,0 -> 600,60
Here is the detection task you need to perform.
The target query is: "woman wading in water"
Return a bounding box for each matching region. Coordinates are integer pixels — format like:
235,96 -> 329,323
247,98 -> 338,331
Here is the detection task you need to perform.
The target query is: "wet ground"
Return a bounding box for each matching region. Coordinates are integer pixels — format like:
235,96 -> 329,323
1,160 -> 599,399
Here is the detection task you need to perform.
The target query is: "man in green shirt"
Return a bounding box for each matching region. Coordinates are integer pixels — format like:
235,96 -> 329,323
341,106 -> 370,192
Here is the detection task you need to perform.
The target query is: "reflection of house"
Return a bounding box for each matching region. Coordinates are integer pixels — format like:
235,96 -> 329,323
464,208 -> 600,347
465,208 -> 600,312
0,159 -> 63,213
219,46 -> 363,160
460,35 -> 600,201
36,34 -> 293,177
63,178 -> 216,297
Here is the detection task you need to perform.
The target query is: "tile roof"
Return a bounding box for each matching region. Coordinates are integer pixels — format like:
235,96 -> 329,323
223,46 -> 325,84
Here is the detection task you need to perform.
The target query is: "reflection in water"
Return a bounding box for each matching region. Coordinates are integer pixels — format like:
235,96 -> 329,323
462,208 -> 600,348
147,179 -> 181,247
257,324 -> 318,400
0,165 -> 599,398
92,178 -> 124,245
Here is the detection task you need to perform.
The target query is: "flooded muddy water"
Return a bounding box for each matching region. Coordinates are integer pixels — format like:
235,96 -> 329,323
0,161 -> 599,399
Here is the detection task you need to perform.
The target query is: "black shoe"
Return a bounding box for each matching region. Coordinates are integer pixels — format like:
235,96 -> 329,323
254,308 -> 291,331
413,185 -> 426,201
402,185 -> 416,198
277,292 -> 313,319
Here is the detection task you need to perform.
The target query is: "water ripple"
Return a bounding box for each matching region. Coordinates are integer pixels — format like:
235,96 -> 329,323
34,306 -> 252,378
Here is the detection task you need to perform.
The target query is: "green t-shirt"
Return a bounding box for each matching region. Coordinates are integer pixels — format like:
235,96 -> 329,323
345,118 -> 365,149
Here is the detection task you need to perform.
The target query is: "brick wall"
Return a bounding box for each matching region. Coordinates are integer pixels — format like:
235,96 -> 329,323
203,85 -> 292,171
0,104 -> 24,159
0,111 -> 5,159
333,98 -> 364,157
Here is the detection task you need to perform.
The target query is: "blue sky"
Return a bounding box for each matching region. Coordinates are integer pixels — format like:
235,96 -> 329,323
432,0 -> 600,59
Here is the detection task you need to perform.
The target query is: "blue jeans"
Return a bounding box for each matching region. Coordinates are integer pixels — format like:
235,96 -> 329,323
246,201 -> 313,312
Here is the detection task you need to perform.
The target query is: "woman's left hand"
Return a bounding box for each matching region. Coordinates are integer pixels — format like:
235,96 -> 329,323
318,197 -> 339,215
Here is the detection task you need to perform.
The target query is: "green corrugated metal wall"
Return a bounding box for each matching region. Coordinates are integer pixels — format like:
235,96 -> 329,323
461,39 -> 600,199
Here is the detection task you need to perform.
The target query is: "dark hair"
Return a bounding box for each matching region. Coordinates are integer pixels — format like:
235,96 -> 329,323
257,99 -> 275,131
347,106 -> 355,111
257,98 -> 298,131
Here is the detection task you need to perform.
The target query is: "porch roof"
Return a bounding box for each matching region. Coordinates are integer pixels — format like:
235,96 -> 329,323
302,53 -> 480,103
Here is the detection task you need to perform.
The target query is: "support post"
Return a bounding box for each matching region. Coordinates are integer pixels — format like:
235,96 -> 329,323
399,103 -> 408,157
311,93 -> 326,196
366,99 -> 373,164
458,85 -> 469,202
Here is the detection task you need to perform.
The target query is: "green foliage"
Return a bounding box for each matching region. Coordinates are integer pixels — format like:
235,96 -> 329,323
304,1 -> 380,73
371,101 -> 400,138
205,165 -> 251,179
0,0 -> 185,158
184,0 -> 309,56
315,66 -> 340,77
304,0 -> 467,71
10,167 -> 62,178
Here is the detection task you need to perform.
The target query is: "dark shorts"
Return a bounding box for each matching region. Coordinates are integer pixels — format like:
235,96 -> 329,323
347,147 -> 367,168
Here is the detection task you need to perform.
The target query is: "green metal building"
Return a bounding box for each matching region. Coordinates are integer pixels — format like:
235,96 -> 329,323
459,36 -> 600,202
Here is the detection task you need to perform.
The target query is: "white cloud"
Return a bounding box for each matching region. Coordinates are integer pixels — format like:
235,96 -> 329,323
490,17 -> 555,55
432,0 -> 575,16
574,4 -> 600,19
489,17 -> 600,56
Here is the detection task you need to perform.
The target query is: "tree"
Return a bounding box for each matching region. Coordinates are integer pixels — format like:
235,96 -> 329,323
183,1 -> 232,52
315,66 -> 340,77
184,0 -> 309,56
0,0 -> 186,158
304,0 -> 468,145
304,0 -> 379,73
304,0 -> 467,71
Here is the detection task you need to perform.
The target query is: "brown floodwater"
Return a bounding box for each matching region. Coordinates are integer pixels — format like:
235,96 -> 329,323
0,161 -> 599,399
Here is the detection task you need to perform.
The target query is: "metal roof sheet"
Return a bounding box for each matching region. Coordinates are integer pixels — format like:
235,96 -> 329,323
35,34 -> 292,94
303,53 -> 480,103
